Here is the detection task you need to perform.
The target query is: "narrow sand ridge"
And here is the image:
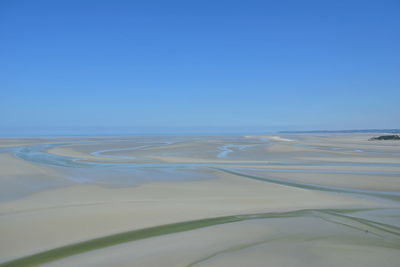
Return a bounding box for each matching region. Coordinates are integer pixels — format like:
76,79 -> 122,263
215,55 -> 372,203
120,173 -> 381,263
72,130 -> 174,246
89,141 -> 174,160
214,168 -> 400,203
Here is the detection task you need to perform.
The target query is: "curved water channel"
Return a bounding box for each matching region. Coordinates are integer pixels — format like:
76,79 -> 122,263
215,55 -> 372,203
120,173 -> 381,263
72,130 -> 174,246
1,141 -> 399,203
1,140 -> 400,266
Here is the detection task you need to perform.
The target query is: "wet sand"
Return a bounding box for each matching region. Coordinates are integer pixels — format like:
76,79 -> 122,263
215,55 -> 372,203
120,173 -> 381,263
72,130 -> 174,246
0,134 -> 399,266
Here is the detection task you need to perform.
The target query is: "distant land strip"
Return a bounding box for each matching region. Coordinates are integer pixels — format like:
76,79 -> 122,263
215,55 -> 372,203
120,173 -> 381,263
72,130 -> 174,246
279,129 -> 400,134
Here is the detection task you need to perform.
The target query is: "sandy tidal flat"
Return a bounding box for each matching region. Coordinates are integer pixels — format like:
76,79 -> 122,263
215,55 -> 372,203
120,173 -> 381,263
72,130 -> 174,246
0,134 -> 399,266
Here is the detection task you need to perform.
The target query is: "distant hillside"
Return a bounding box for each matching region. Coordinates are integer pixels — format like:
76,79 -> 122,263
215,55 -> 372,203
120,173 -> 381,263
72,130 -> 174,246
280,129 -> 400,134
369,135 -> 400,141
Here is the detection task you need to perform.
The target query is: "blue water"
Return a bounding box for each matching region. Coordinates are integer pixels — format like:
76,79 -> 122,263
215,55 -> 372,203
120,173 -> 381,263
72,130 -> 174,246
1,140 -> 399,202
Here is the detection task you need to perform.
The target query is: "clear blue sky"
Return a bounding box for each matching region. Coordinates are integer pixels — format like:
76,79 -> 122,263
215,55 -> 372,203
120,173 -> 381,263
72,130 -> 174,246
1,0 -> 399,134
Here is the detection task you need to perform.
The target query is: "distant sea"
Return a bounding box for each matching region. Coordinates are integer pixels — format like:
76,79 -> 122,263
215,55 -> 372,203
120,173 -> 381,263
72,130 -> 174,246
1,127 -> 398,138
0,126 -> 278,138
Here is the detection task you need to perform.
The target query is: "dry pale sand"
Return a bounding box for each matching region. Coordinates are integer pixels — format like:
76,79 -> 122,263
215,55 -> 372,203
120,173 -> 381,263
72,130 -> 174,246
40,212 -> 400,267
0,134 -> 399,266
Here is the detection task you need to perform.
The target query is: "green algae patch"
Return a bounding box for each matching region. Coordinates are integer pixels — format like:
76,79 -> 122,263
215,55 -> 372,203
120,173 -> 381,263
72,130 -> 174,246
2,208 -> 396,267
0,215 -> 243,267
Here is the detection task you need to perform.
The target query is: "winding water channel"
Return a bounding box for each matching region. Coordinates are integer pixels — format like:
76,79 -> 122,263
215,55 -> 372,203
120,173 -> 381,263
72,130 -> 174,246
1,138 -> 399,267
